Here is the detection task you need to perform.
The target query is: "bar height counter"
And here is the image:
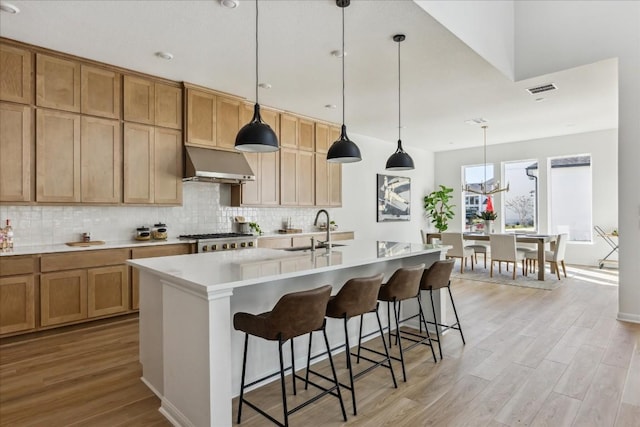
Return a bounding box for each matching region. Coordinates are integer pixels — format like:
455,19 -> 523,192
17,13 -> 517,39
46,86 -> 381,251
129,240 -> 447,427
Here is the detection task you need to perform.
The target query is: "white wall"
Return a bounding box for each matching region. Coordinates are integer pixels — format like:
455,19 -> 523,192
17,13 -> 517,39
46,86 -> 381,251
334,132 -> 435,244
434,129 -> 618,266
0,136 -> 434,247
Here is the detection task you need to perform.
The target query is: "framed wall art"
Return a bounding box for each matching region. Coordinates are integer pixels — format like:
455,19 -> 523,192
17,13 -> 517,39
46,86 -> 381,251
377,174 -> 411,222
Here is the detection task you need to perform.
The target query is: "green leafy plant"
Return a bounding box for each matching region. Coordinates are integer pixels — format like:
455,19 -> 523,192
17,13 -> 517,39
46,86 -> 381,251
423,185 -> 455,232
248,222 -> 262,235
477,210 -> 497,220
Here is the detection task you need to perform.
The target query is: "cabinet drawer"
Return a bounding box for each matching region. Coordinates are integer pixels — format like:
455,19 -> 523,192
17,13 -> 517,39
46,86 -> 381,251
258,237 -> 292,249
41,249 -> 129,272
0,255 -> 37,277
131,243 -> 192,259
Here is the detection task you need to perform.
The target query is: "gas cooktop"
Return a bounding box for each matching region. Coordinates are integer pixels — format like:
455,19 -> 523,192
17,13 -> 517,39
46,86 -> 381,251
179,233 -> 253,240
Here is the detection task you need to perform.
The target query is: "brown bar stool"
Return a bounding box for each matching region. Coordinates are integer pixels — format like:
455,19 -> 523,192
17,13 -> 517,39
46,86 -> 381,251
304,273 -> 397,416
234,285 -> 347,427
420,259 -> 465,359
362,264 -> 437,382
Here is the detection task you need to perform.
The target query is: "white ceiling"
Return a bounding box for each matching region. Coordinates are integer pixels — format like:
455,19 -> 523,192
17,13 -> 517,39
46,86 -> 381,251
0,0 -> 618,152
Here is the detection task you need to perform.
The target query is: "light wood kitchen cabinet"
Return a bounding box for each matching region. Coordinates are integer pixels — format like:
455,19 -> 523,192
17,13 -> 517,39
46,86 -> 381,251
123,123 -> 182,205
0,102 -> 32,202
258,231 -> 354,249
36,109 -> 81,202
315,155 -> 342,207
124,76 -> 182,129
280,148 -> 314,206
40,248 -> 129,327
80,65 -> 121,119
279,113 -> 314,151
80,116 -> 121,203
0,255 -> 37,335
0,43 -> 32,104
230,104 -> 280,206
87,265 -> 129,317
130,244 -> 192,310
216,96 -> 242,150
186,87 -> 216,147
298,150 -> 315,206
36,53 -> 81,112
315,122 -> 330,153
40,269 -> 87,327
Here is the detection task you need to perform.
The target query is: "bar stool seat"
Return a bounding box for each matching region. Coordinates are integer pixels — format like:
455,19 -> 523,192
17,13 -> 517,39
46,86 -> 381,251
361,264 -> 437,383
305,274 -> 397,416
234,285 -> 347,427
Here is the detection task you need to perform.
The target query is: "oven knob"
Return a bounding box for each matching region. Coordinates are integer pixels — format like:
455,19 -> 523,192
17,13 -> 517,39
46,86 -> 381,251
222,243 -> 228,250
230,243 -> 237,249
202,245 -> 208,252
211,244 -> 217,251
240,242 -> 246,248
248,241 -> 254,247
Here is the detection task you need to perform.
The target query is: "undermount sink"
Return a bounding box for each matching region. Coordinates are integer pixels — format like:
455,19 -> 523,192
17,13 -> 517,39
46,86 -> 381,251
281,243 -> 346,252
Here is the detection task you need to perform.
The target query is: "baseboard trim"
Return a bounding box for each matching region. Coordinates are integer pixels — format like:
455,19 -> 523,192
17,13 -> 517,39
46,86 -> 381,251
140,376 -> 163,399
617,312 -> 640,324
160,398 -> 194,427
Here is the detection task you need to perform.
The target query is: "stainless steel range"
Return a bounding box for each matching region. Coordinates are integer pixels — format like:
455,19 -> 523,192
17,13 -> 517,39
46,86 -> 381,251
179,233 -> 257,252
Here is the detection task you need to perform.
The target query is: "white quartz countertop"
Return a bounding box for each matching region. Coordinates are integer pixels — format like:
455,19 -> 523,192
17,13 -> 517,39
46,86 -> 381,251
128,239 -> 446,293
258,230 -> 348,238
0,237 -> 194,257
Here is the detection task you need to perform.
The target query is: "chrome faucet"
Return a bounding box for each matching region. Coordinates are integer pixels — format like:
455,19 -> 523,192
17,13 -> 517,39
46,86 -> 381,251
313,209 -> 331,249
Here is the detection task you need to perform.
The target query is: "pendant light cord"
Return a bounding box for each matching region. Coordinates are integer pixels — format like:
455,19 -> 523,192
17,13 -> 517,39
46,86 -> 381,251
398,39 -> 401,141
341,6 -> 345,126
483,126 -> 487,189
255,0 -> 259,104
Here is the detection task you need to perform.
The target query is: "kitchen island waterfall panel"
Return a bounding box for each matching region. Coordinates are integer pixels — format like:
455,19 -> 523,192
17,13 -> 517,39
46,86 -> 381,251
129,240 -> 446,427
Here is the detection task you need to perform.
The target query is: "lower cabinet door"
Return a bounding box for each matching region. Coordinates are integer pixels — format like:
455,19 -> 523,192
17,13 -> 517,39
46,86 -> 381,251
0,275 -> 35,334
41,270 -> 88,327
87,265 -> 129,317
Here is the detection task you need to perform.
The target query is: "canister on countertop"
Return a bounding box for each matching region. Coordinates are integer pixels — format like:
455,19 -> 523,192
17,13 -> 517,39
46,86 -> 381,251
135,226 -> 151,241
152,223 -> 168,240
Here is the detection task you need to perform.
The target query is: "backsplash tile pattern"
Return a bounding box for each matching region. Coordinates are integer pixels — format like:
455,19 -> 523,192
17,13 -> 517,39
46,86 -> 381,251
0,182 -> 331,247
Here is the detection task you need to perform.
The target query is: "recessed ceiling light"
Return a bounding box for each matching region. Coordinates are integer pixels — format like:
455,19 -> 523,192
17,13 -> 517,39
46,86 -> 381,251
220,0 -> 239,8
258,83 -> 271,89
535,97 -> 546,103
464,118 -> 488,125
0,2 -> 20,14
331,49 -> 347,58
155,51 -> 174,60
325,104 -> 337,109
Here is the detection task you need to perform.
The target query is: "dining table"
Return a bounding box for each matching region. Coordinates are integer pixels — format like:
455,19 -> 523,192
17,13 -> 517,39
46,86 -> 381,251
425,233 -> 557,281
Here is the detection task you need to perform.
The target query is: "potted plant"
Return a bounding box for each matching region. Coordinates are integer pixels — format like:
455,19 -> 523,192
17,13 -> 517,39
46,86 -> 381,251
423,185 -> 455,232
476,210 -> 497,234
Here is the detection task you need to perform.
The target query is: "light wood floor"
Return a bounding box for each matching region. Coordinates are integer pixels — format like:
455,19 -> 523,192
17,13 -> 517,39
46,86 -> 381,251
1,267 -> 638,426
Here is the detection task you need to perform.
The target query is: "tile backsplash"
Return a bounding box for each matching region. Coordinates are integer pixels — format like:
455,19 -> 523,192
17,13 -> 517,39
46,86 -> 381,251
0,182 -> 332,246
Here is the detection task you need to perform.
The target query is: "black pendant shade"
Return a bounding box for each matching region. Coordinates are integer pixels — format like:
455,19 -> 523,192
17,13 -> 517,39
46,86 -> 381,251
386,33 -> 414,171
327,124 -> 362,163
386,139 -> 414,170
235,104 -> 279,152
235,0 -> 279,153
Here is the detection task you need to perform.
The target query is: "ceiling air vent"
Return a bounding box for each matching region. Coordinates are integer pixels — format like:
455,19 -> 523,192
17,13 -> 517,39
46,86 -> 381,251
464,118 -> 488,125
526,83 -> 557,94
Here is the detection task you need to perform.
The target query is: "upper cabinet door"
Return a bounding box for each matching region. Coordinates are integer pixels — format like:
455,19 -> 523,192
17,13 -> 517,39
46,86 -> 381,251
154,127 -> 182,205
36,109 -> 81,202
186,88 -> 217,147
36,54 -> 81,112
0,44 -> 32,104
81,65 -> 121,119
279,113 -> 298,149
155,83 -> 182,130
123,123 -> 154,204
315,123 -> 330,154
123,75 -> 155,125
216,96 -> 242,151
0,103 -> 31,202
80,116 -> 122,203
298,118 -> 315,152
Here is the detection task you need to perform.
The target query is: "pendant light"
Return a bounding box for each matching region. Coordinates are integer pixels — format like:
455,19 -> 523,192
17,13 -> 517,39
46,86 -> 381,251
327,0 -> 362,163
235,0 -> 279,153
386,34 -> 414,171
462,125 -> 510,195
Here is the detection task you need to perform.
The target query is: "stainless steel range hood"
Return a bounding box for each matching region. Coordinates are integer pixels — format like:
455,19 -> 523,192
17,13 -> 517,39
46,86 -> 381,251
183,146 -> 255,183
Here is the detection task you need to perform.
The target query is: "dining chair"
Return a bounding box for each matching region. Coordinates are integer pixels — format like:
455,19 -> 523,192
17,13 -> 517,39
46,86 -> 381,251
525,233 -> 568,279
420,229 -> 427,244
489,234 -> 526,279
440,232 -> 474,273
465,241 -> 489,268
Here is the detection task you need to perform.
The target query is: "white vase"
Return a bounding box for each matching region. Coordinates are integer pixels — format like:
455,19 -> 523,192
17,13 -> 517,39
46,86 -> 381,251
484,220 -> 494,234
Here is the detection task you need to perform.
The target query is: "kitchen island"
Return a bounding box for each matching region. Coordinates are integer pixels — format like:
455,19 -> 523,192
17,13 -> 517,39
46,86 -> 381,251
128,240 -> 447,427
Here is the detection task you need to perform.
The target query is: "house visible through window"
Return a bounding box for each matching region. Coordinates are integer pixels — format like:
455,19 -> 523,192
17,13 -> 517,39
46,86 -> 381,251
504,160 -> 538,232
462,164 -> 495,231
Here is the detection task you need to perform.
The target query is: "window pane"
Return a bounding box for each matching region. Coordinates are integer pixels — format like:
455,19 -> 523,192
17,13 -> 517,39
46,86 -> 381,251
504,160 -> 537,232
463,164 -> 494,231
549,155 -> 592,242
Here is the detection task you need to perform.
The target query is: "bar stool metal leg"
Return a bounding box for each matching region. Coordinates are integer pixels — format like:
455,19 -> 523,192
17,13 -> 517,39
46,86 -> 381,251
237,333 -> 249,424
392,299 -> 408,382
448,286 -> 465,344
356,313 -> 364,363
342,316 -> 357,415
375,308 -> 398,389
428,289 -> 443,360
290,339 -> 297,395
278,337 -> 289,427
323,328 -> 348,422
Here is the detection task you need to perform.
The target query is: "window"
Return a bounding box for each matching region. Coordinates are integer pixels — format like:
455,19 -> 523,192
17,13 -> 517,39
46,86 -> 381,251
549,154 -> 592,242
462,164 -> 494,231
504,160 -> 538,232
